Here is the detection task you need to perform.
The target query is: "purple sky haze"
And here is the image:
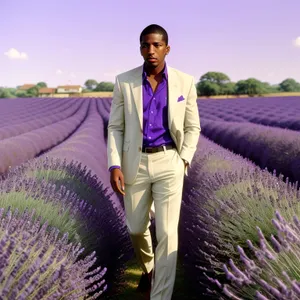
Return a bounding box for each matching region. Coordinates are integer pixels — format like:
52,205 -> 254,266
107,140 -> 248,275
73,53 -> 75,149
1,0 -> 300,88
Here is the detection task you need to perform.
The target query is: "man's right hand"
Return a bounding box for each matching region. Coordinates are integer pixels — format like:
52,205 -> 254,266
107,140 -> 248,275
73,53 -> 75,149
110,168 -> 125,196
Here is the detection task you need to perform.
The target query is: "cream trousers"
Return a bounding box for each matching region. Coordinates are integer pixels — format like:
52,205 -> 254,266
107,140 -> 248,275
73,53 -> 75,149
124,148 -> 185,300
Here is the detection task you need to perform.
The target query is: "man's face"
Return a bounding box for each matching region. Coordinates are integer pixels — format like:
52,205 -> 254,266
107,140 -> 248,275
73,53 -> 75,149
140,33 -> 170,68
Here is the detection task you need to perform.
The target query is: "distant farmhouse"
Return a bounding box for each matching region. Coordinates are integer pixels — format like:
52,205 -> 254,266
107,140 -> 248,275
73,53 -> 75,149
56,85 -> 82,94
17,84 -> 82,97
16,83 -> 114,98
39,88 -> 57,97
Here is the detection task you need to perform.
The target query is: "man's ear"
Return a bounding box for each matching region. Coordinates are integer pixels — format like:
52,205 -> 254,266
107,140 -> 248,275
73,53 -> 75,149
166,45 -> 170,55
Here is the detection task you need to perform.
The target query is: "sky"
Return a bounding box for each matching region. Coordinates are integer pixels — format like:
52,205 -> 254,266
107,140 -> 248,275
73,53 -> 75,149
1,0 -> 300,88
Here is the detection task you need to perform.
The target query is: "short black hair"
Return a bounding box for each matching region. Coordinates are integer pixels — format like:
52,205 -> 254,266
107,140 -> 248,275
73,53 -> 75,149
140,24 -> 168,45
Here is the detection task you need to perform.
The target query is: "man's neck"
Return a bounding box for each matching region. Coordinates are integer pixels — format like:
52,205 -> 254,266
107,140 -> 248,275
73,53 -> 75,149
144,62 -> 165,77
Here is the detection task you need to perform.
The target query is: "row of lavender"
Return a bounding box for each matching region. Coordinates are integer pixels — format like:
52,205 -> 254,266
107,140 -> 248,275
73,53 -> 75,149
183,97 -> 300,298
198,96 -> 300,131
199,118 -> 300,184
179,134 -> 300,299
0,98 -> 132,299
98,96 -> 300,299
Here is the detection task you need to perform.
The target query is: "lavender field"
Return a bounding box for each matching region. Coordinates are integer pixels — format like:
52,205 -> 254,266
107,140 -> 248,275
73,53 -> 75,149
0,96 -> 300,299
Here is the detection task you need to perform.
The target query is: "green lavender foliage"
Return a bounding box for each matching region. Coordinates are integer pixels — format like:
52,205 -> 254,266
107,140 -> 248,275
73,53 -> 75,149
0,176 -> 101,255
203,169 -> 300,252
3,156 -> 133,297
210,211 -> 300,299
0,207 -> 107,299
180,136 -> 300,298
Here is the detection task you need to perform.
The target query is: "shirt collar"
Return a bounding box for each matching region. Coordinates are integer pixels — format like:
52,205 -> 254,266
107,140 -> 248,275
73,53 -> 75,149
142,62 -> 168,81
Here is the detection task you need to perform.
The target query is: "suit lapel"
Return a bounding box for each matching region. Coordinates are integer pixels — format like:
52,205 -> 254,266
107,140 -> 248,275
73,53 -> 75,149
167,66 -> 178,130
130,66 -> 143,130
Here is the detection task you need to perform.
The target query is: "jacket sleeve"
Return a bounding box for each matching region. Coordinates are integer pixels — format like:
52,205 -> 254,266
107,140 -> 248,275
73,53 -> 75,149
107,75 -> 124,170
179,76 -> 201,168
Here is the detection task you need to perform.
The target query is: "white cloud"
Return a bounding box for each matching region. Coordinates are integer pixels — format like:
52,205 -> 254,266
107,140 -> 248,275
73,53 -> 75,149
293,37 -> 300,47
4,48 -> 28,60
56,69 -> 63,75
69,72 -> 76,78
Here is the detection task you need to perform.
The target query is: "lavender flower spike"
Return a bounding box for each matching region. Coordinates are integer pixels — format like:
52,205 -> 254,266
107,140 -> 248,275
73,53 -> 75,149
0,208 -> 107,299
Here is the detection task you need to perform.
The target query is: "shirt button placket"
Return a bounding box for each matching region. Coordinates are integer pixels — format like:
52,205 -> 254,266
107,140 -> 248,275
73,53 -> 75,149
149,98 -> 155,141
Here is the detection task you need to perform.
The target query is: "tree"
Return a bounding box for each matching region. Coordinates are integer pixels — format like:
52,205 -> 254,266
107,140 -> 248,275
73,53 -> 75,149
7,88 -> 17,96
0,88 -> 13,98
199,72 -> 231,85
196,71 -> 231,96
36,82 -> 47,88
15,90 -> 29,98
261,82 -> 280,93
26,86 -> 39,97
197,81 -> 221,96
279,78 -> 300,92
221,82 -> 236,95
94,81 -> 114,92
235,80 -> 247,95
235,78 -> 265,96
84,79 -> 98,90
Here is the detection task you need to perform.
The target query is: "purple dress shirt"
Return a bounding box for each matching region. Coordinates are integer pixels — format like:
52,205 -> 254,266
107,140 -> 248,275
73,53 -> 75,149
142,63 -> 174,148
109,63 -> 175,172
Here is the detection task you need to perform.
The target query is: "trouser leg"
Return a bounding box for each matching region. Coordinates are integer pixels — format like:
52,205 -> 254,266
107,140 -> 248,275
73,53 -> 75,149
123,154 -> 154,274
149,149 -> 185,300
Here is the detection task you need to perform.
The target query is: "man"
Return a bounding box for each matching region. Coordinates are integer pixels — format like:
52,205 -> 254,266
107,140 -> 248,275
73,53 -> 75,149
107,24 -> 200,300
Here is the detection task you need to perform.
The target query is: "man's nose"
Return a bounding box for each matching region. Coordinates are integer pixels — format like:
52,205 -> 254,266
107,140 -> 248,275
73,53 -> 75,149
148,45 -> 155,54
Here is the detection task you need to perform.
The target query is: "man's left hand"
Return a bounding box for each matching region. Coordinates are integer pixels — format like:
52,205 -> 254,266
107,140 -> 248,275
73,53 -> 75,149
182,159 -> 189,169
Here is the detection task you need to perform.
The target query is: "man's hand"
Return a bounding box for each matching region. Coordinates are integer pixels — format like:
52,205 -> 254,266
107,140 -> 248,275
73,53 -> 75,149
110,168 -> 125,196
182,159 -> 189,169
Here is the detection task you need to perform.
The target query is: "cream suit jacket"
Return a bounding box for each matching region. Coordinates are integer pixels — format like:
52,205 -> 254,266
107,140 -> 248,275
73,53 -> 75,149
107,64 -> 201,185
